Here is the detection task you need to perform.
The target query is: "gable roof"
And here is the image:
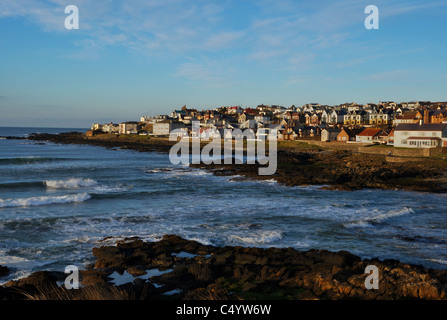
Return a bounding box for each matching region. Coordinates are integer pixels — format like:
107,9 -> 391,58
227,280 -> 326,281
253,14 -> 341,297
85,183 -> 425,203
357,128 -> 386,137
395,123 -> 447,131
338,128 -> 364,137
431,109 -> 447,116
401,111 -> 422,119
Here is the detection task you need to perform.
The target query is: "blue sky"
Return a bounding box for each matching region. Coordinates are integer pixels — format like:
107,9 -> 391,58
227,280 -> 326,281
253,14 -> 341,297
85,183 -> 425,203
0,0 -> 446,127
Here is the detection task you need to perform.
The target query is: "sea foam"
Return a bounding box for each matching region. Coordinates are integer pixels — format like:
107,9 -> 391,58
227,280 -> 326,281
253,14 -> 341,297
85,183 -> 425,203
44,178 -> 98,189
344,207 -> 414,228
229,230 -> 283,245
0,193 -> 91,208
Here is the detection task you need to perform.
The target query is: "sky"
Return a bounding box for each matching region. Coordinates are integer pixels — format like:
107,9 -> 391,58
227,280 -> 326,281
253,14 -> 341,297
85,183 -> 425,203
0,0 -> 446,128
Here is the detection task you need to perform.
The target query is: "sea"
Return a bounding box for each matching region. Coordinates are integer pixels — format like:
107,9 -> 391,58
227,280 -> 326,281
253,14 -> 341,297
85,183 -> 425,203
0,127 -> 447,284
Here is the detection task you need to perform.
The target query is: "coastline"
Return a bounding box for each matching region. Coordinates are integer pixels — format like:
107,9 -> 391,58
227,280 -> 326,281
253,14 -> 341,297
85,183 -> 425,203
19,132 -> 447,193
1,132 -> 447,300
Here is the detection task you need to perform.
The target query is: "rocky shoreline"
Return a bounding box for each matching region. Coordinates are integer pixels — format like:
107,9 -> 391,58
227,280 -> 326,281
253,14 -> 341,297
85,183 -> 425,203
17,132 -> 447,193
1,235 -> 446,300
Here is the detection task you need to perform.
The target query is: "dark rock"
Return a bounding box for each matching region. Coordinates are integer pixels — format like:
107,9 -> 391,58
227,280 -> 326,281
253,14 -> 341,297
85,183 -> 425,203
3,235 -> 447,300
5,271 -> 64,289
0,265 -> 9,277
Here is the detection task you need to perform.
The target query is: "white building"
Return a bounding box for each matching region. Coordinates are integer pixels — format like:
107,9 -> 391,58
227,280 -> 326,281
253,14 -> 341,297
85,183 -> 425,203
119,122 -> 139,134
394,123 -> 447,148
103,122 -> 119,134
321,128 -> 341,142
153,120 -> 186,136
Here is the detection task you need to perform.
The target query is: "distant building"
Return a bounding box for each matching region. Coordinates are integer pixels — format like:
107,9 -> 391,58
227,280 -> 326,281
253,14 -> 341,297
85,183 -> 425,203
394,123 -> 447,148
368,109 -> 394,125
321,128 -> 341,142
103,122 -> 119,134
328,110 -> 347,125
344,110 -> 368,126
356,128 -> 389,143
430,109 -> 447,124
337,128 -> 364,142
393,110 -> 423,125
153,119 -> 186,136
171,110 -> 187,119
119,121 -> 139,134
91,123 -> 102,131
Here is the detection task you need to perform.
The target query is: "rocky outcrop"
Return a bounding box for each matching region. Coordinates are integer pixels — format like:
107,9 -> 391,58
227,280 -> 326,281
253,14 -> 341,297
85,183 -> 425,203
2,235 -> 446,300
192,150 -> 447,193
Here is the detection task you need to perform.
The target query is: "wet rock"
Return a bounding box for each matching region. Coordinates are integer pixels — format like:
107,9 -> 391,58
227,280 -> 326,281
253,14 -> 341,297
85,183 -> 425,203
2,235 -> 447,300
0,265 -> 9,278
5,271 -> 64,289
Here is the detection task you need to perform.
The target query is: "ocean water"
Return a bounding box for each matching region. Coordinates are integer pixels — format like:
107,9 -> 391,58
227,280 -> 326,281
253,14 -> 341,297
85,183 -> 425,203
1,127 -> 447,283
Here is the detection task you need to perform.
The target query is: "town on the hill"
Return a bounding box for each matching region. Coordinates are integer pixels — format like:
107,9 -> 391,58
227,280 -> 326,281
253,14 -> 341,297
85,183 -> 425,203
90,101 -> 447,149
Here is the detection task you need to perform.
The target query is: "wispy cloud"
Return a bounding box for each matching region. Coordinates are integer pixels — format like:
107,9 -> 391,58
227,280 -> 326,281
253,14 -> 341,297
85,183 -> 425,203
367,69 -> 414,81
1,0 -> 443,87
380,0 -> 447,17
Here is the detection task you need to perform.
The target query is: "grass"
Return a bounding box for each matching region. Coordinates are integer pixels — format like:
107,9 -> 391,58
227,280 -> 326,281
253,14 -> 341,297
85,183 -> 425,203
16,284 -> 136,300
277,140 -> 323,151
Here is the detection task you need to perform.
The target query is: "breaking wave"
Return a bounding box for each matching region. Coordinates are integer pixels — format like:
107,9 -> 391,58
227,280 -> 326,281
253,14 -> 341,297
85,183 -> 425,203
0,193 -> 91,208
44,178 -> 98,189
228,230 -> 283,245
344,207 -> 414,228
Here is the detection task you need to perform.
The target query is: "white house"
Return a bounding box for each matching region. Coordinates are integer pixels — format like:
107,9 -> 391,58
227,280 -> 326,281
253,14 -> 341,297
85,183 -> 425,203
91,123 -> 102,131
321,128 -> 341,142
356,128 -> 389,143
153,119 -> 186,136
254,115 -> 271,124
394,123 -> 447,148
119,122 -> 139,134
239,120 -> 257,129
102,122 -> 119,134
328,110 -> 346,125
320,110 -> 330,124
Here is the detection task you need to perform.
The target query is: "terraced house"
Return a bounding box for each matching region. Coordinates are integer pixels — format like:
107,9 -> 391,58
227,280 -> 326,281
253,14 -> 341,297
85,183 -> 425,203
344,110 -> 368,126
368,109 -> 394,125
